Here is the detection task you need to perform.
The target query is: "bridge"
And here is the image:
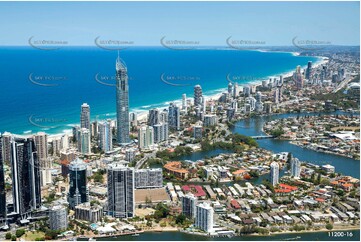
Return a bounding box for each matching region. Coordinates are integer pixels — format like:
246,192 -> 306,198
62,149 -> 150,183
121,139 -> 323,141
251,135 -> 274,139
135,151 -> 156,169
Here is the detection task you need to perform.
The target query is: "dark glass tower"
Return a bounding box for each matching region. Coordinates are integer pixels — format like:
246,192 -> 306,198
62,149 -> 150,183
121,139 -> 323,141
116,53 -> 130,144
107,163 -> 134,218
0,136 -> 7,227
68,158 -> 88,209
10,137 -> 41,219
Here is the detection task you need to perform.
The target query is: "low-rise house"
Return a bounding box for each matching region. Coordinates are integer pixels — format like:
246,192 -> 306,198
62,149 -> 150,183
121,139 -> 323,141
282,215 -> 293,224
291,215 -> 301,224
346,212 -> 356,220
330,207 -> 349,221
242,218 -> 255,225
260,213 -> 274,223
337,202 -> 356,213
272,215 -> 283,224
230,199 -> 241,209
301,214 -> 312,223
204,185 -> 217,200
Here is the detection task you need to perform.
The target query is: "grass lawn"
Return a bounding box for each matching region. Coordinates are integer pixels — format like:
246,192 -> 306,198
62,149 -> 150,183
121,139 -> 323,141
23,231 -> 45,241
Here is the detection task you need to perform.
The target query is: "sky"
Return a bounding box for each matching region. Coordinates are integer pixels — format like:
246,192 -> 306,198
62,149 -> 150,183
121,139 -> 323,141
0,1 -> 359,46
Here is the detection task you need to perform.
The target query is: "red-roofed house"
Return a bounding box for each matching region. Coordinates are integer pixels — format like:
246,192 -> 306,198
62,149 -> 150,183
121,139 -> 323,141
182,185 -> 207,199
341,183 -> 353,192
275,184 -> 298,196
230,199 -> 241,209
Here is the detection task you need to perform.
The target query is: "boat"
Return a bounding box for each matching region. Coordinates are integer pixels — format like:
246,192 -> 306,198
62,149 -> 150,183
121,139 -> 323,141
132,233 -> 140,237
283,236 -> 301,241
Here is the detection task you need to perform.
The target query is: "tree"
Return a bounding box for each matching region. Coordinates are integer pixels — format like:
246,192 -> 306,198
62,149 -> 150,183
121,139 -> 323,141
90,200 -> 100,206
316,173 -> 322,185
5,233 -> 12,240
16,229 -> 25,238
146,220 -> 152,227
145,196 -> 152,205
175,214 -> 187,225
326,223 -> 333,230
93,173 -> 104,183
270,128 -> 285,138
44,230 -> 59,240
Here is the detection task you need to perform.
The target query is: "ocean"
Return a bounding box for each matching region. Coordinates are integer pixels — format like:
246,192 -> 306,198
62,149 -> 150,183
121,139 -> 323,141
0,47 -> 319,135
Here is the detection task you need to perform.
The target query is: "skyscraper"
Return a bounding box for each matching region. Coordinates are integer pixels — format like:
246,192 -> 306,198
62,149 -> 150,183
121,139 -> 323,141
61,134 -> 69,151
160,109 -> 169,123
245,96 -> 256,111
80,103 -> 91,131
255,91 -> 264,113
153,123 -> 168,143
201,96 -> 207,112
273,88 -> 279,104
182,94 -> 187,110
305,61 -> 312,80
227,81 -> 233,95
98,120 -> 113,153
129,112 -> 138,127
148,109 -> 160,126
1,132 -> 11,164
278,85 -> 283,103
182,193 -> 197,218
193,125 -> 203,139
194,85 -> 203,107
49,205 -> 68,231
34,132 -> 48,167
270,161 -> 280,186
134,168 -> 163,189
91,121 -> 98,139
0,136 -> 6,227
138,125 -> 154,150
233,82 -> 239,98
107,163 -> 134,218
293,65 -> 304,90
116,53 -> 130,144
168,102 -> 180,130
10,137 -> 42,219
68,158 -> 88,209
243,86 -> 251,97
195,202 -> 214,233
125,148 -> 135,162
291,158 -> 301,178
77,128 -> 91,155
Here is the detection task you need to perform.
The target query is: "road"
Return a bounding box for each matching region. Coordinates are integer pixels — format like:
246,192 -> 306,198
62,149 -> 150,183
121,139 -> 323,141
135,151 -> 156,169
332,77 -> 352,93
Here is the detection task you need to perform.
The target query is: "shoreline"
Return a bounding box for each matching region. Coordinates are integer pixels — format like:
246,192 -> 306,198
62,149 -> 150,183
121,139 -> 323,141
289,140 -> 358,160
76,227 -> 360,240
247,226 -> 361,237
8,52 -> 328,139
